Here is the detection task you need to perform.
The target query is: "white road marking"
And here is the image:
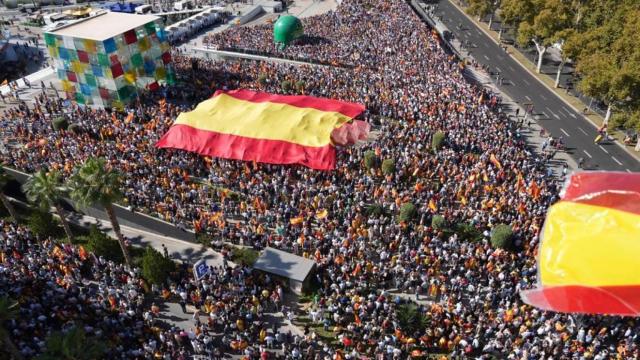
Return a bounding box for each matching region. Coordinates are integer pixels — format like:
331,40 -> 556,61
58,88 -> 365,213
562,107 -> 571,113
509,65 -> 516,71
522,79 -> 531,85
560,128 -> 570,137
583,150 -> 592,158
552,113 -> 560,119
540,94 -> 547,100
541,112 -> 548,118
495,67 -> 502,73
599,146 -> 608,154
577,127 -> 588,135
568,112 -> 576,118
525,95 -> 532,101
483,54 -> 490,60
612,156 -> 623,166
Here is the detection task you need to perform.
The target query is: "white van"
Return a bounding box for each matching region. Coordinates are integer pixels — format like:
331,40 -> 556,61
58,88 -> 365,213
173,0 -> 193,11
135,4 -> 153,14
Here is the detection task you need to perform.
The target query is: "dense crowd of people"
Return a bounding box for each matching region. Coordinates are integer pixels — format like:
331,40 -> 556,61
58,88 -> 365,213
1,0 -> 639,358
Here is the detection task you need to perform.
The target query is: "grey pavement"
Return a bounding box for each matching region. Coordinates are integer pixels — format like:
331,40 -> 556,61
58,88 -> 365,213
433,0 -> 640,172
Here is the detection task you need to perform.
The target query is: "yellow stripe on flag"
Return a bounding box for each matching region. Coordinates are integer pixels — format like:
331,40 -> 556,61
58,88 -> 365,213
174,93 -> 352,147
540,201 -> 640,287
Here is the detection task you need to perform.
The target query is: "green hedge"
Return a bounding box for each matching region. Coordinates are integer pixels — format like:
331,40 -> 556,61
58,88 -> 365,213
82,225 -> 123,263
231,247 -> 259,266
28,210 -> 58,239
431,214 -> 446,230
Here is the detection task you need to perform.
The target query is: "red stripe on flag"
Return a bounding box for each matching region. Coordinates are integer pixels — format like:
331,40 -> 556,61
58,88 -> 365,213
213,89 -> 365,118
562,172 -> 640,216
521,285 -> 640,316
156,124 -> 337,170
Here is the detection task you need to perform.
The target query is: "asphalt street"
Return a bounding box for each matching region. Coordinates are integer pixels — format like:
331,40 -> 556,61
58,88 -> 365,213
436,0 -> 640,172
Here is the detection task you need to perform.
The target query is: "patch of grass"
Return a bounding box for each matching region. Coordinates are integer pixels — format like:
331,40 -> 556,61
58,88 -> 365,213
293,316 -> 337,346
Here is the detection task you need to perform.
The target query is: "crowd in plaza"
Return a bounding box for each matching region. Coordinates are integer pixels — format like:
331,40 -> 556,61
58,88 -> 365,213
1,0 -> 639,358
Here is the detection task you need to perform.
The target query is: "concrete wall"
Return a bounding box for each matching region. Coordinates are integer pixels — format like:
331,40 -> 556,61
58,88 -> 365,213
3,166 -> 196,242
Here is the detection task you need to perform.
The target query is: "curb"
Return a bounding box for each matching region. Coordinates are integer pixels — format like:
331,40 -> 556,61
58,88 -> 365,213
446,0 -> 640,163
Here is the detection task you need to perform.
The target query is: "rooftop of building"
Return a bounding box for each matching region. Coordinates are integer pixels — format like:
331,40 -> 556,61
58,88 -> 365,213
47,11 -> 159,41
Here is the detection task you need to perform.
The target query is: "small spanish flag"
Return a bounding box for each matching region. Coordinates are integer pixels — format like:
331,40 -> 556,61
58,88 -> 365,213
428,198 -> 437,212
529,180 -> 541,200
316,209 -> 328,220
489,154 -> 502,169
290,216 -> 304,225
521,172 -> 640,315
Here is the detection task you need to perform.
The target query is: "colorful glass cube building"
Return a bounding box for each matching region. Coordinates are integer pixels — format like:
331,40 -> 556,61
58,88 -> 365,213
44,11 -> 175,109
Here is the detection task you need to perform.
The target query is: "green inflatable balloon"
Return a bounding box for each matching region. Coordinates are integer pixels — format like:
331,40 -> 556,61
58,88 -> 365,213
273,15 -> 303,48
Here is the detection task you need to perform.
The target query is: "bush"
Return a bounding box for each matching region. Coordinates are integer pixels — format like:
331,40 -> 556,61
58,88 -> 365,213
398,202 -> 417,223
231,247 -> 259,266
68,123 -> 82,134
84,224 -> 123,263
365,203 -> 386,216
196,232 -> 214,247
490,224 -> 513,249
431,131 -> 446,150
455,222 -> 482,242
295,80 -> 305,91
381,159 -> 396,175
431,215 -> 446,230
142,246 -> 175,285
257,73 -> 268,85
52,117 -> 69,131
28,210 -> 58,239
363,150 -> 378,169
281,80 -> 292,92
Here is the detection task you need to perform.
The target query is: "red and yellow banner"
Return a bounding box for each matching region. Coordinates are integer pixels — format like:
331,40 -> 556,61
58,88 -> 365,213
521,171 -> 640,315
156,89 -> 365,170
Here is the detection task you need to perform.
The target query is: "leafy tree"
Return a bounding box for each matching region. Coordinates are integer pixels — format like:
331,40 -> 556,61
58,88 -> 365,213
37,326 -> 105,360
295,80 -> 305,92
398,202 -> 417,223
83,224 -> 123,263
467,0 -> 500,27
431,131 -> 446,151
490,224 -> 513,249
257,73 -> 268,85
23,169 -> 74,242
363,150 -> 378,169
431,215 -> 446,230
68,123 -> 82,134
365,203 -> 386,217
396,304 -> 429,335
52,116 -> 69,131
0,296 -> 23,360
142,246 -> 175,285
231,247 -> 259,266
0,165 -> 18,221
502,0 -> 574,73
381,159 -> 396,176
68,157 -> 131,266
281,80 -> 292,92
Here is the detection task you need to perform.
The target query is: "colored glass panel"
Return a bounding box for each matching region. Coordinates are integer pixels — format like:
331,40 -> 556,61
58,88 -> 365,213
97,53 -> 110,67
111,63 -> 124,78
85,73 -> 97,87
67,71 -> 78,83
44,33 -> 56,46
161,52 -> 171,64
104,38 -> 117,53
144,22 -> 156,35
131,53 -> 143,68
77,50 -> 89,63
123,30 -> 137,44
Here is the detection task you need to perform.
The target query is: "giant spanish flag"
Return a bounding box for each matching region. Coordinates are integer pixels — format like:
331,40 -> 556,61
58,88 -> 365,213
521,171 -> 640,316
156,89 -> 365,170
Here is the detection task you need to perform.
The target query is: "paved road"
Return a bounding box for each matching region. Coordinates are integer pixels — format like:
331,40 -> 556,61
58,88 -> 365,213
435,0 -> 640,172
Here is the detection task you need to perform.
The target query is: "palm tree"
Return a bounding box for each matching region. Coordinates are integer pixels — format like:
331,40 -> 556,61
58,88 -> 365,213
0,296 -> 23,360
67,157 -> 131,266
23,169 -> 74,242
37,326 -> 105,360
395,303 -> 429,336
0,165 -> 19,222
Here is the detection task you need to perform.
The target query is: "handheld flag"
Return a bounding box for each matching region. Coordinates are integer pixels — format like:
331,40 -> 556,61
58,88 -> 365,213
521,172 -> 640,316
